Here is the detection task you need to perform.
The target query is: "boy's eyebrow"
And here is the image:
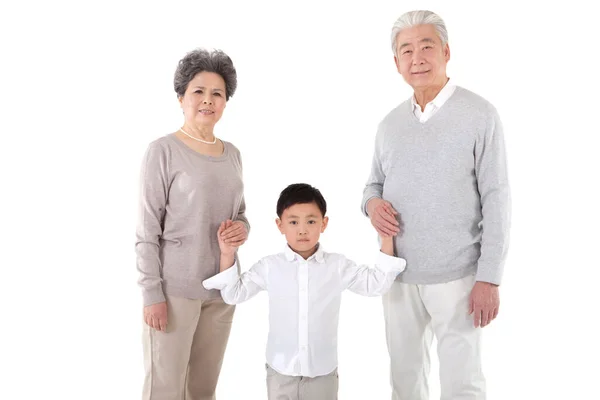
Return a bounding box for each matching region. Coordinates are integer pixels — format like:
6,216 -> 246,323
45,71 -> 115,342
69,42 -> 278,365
285,214 -> 320,219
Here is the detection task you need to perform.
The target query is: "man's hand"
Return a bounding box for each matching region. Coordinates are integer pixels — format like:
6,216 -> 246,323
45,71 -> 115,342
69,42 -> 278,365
144,301 -> 168,332
469,281 -> 500,328
367,198 -> 402,237
220,220 -> 248,247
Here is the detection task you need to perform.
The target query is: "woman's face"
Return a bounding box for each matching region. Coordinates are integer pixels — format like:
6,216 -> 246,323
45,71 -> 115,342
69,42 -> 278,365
179,71 -> 227,129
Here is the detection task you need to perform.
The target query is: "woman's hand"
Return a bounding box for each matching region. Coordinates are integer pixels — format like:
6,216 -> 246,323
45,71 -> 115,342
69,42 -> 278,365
219,220 -> 248,248
144,301 -> 168,332
218,220 -> 238,255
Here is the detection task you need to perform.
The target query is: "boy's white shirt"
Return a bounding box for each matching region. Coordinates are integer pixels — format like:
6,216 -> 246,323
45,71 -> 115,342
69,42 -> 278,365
202,243 -> 406,378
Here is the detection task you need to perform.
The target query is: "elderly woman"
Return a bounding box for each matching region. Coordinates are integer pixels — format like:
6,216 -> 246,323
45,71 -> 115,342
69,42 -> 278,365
136,48 -> 249,400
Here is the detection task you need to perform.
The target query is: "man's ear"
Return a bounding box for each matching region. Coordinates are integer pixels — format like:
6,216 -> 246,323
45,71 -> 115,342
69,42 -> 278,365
394,55 -> 401,73
276,218 -> 284,234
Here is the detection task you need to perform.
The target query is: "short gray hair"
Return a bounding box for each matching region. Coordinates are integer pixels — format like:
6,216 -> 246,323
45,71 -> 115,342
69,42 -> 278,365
174,48 -> 237,101
391,10 -> 448,55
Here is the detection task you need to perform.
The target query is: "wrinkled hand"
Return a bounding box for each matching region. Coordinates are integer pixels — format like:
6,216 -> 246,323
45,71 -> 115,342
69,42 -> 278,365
367,198 -> 402,237
144,301 -> 168,332
469,281 -> 500,328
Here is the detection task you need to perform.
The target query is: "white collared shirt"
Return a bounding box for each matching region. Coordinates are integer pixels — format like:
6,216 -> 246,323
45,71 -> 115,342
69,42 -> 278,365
203,244 -> 406,378
411,79 -> 456,123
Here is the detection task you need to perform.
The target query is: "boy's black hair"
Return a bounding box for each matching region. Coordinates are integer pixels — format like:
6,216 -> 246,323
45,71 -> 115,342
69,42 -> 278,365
276,183 -> 327,218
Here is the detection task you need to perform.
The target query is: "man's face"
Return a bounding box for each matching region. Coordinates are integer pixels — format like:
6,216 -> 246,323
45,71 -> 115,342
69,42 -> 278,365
394,24 -> 450,90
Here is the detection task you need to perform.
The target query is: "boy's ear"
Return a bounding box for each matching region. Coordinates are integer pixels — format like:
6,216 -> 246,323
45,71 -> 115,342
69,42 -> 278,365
276,218 -> 284,233
321,216 -> 329,233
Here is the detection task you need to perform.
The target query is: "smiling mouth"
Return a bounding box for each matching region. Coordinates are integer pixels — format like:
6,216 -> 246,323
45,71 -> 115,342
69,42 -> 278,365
199,109 -> 214,114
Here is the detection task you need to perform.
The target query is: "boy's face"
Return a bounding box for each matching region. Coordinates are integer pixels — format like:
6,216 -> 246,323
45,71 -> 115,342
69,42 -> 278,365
276,202 -> 328,258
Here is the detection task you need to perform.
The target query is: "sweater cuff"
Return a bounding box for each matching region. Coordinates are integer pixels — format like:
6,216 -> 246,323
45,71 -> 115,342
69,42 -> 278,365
203,264 -> 239,290
475,268 -> 502,286
363,195 -> 381,216
142,285 -> 166,307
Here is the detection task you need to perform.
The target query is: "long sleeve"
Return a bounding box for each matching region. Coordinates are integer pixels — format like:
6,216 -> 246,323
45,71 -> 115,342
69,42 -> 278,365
474,107 -> 511,285
340,252 -> 406,296
235,195 -> 250,233
361,126 -> 386,216
202,260 -> 268,304
135,143 -> 170,306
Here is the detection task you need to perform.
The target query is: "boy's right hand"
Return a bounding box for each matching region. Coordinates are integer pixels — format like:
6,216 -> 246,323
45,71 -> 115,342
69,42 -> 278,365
218,220 -> 237,255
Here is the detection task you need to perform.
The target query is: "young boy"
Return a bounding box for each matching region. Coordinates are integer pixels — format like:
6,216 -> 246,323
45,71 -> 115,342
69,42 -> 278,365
203,183 -> 406,400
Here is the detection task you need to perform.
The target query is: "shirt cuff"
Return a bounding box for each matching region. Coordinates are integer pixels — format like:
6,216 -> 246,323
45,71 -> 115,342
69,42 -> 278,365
376,251 -> 407,274
202,263 -> 239,290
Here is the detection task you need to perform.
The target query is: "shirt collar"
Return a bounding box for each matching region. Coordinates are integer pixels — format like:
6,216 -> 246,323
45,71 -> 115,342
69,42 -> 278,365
284,243 -> 325,263
411,78 -> 455,110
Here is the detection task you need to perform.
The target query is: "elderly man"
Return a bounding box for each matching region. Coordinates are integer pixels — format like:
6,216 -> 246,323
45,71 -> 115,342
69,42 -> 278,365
362,10 -> 511,400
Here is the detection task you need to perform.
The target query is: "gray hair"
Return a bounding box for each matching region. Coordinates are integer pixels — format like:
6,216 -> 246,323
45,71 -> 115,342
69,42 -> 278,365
174,48 -> 237,101
391,10 -> 448,55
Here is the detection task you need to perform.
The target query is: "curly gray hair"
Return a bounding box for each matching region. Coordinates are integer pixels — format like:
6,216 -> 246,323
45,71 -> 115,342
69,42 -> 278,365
174,48 -> 237,101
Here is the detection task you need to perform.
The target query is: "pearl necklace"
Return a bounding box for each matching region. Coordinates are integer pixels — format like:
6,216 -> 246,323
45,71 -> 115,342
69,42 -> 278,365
179,128 -> 217,145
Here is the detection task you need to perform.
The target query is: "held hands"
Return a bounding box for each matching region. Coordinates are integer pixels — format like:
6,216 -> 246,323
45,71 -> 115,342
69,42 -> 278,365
218,220 -> 247,255
469,281 -> 500,328
144,301 -> 168,332
367,198 -> 403,237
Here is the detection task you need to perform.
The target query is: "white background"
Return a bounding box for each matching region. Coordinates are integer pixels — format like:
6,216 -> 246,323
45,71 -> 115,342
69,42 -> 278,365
1,0 -> 599,399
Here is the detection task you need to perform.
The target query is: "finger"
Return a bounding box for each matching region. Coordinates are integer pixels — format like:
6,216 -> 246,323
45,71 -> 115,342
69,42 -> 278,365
376,217 -> 400,234
493,306 -> 499,320
375,223 -> 397,237
487,310 -> 495,326
383,202 -> 399,216
217,222 -> 225,236
226,240 -> 246,247
378,209 -> 400,226
480,308 -> 489,327
468,297 -> 474,315
150,316 -> 158,330
473,308 -> 482,327
159,316 -> 167,332
222,225 -> 243,239
222,221 -> 239,234
226,231 -> 248,242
